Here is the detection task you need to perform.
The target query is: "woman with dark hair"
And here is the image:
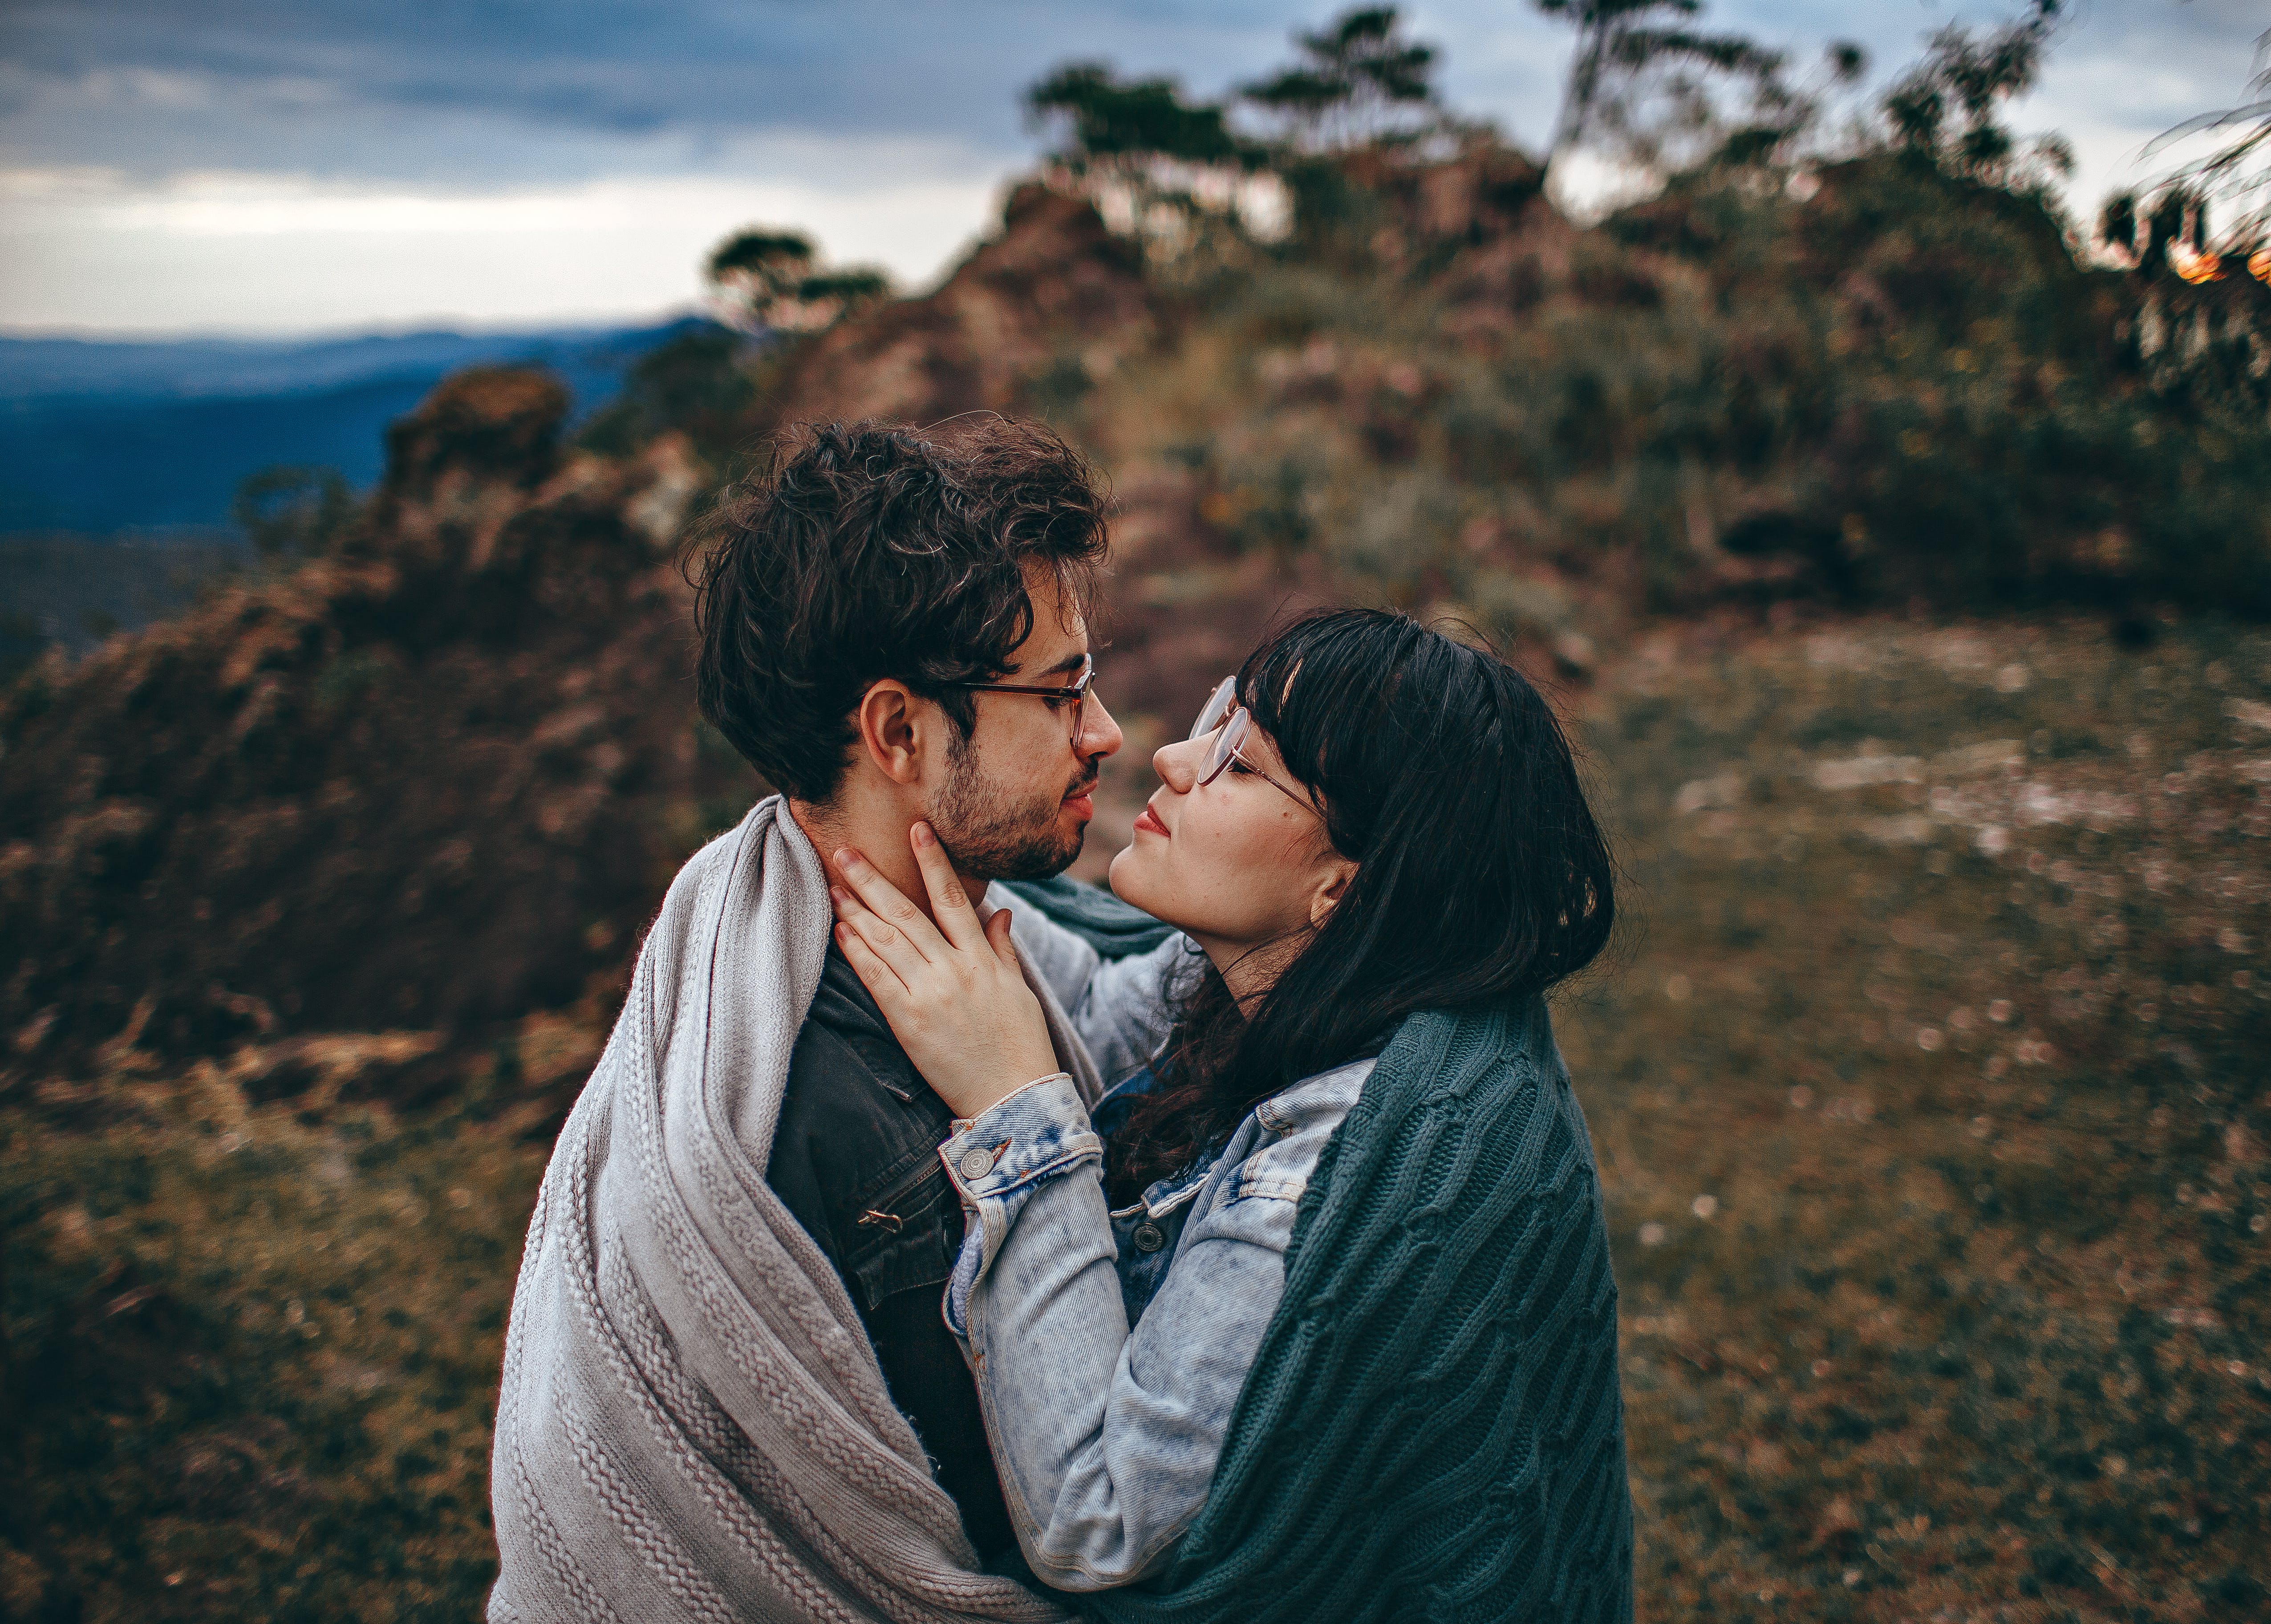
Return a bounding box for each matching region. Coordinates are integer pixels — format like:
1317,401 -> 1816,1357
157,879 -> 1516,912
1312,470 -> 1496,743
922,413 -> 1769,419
826,608 -> 1632,1622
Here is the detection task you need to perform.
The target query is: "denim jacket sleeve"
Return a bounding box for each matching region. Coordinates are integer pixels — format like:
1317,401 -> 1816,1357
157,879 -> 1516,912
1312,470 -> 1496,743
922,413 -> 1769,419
937,1059 -> 1374,1592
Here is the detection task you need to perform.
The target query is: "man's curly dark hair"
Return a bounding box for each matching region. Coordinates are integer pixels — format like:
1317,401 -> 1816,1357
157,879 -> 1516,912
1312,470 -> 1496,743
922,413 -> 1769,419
689,417 -> 1108,804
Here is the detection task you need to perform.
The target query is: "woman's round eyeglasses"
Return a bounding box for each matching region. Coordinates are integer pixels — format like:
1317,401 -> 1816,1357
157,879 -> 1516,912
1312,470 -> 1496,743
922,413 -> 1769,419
946,654 -> 1096,746
1189,676 -> 1314,811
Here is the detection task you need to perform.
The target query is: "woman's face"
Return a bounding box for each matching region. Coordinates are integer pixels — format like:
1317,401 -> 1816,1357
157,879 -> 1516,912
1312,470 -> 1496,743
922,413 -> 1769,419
1107,705 -> 1356,987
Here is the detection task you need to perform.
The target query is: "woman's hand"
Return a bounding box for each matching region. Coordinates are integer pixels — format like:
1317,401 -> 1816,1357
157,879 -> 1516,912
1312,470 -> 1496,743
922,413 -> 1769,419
828,821 -> 1063,1119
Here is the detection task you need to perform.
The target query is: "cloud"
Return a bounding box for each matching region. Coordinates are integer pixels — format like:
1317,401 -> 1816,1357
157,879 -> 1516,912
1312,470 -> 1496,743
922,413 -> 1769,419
0,159 -> 1007,334
5,1 -> 2256,186
0,1 -> 1309,179
0,0 -> 2262,334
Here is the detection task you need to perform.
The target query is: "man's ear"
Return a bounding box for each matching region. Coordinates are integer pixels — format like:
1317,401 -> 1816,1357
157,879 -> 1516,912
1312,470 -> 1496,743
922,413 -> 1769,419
1308,858 -> 1358,929
854,679 -> 932,787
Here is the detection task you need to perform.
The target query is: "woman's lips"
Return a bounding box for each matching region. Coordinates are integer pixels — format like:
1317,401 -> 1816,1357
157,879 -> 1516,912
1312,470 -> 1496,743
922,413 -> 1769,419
1133,805 -> 1168,838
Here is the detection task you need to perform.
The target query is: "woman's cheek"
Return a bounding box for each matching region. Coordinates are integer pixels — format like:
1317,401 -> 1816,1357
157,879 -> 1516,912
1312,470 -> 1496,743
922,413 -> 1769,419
1195,816 -> 1294,935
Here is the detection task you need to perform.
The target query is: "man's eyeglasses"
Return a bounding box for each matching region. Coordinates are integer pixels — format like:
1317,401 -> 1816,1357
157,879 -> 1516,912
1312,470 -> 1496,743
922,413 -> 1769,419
1189,675 -> 1314,812
945,654 -> 1096,747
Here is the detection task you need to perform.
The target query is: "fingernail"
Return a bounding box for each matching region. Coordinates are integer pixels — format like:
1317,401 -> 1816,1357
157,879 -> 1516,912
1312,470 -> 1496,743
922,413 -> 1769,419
829,886 -> 848,905
836,848 -> 861,869
912,822 -> 934,847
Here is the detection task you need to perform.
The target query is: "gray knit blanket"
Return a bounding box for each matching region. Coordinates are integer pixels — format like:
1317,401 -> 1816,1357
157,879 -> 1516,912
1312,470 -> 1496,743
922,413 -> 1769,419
489,797 -> 1090,1623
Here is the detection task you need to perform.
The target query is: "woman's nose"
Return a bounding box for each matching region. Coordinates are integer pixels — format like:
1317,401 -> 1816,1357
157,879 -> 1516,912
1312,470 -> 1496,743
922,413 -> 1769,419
1153,735 -> 1201,792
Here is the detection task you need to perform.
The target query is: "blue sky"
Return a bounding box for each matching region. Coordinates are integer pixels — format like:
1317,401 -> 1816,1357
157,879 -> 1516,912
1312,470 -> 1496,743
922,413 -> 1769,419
1,0 -> 2261,335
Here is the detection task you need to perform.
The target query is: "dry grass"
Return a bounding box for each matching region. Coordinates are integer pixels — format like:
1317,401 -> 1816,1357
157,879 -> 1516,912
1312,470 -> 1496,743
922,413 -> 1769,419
1561,615 -> 2271,1622
4,611 -> 2266,1620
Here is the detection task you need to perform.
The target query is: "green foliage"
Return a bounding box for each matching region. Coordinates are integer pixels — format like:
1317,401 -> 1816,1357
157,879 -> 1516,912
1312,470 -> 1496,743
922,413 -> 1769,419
1026,62 -> 1255,171
1880,0 -> 2073,195
1240,6 -> 1440,150
706,227 -> 815,284
702,227 -> 893,333
231,465 -> 355,560
793,268 -> 891,307
1536,0 -> 1797,166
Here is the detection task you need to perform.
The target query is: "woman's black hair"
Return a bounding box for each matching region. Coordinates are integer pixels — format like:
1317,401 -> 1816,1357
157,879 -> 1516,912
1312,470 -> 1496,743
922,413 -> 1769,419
1104,607 -> 1617,1205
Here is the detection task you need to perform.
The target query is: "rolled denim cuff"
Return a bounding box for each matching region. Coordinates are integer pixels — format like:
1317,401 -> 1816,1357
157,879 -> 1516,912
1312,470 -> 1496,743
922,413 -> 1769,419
939,1074 -> 1101,1336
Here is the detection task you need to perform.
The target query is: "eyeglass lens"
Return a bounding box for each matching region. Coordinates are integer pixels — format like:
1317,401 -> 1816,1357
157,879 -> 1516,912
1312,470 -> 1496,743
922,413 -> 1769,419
1199,708 -> 1253,787
1190,675 -> 1237,741
1063,660 -> 1094,746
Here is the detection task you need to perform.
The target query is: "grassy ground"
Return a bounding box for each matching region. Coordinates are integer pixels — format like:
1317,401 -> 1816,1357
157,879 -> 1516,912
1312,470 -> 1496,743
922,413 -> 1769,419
1561,614 -> 2271,1622
5,612 -> 2266,1620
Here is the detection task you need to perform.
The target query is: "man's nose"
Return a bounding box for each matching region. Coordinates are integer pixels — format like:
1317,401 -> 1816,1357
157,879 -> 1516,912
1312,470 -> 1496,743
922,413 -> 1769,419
1079,692 -> 1124,761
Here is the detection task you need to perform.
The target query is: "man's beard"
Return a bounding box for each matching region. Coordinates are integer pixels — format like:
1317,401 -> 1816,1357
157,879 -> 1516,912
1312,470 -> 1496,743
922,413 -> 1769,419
929,733 -> 1094,882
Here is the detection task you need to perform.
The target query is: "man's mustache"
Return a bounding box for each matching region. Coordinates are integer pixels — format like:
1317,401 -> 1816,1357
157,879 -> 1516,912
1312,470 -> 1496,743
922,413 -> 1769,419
1063,766 -> 1099,800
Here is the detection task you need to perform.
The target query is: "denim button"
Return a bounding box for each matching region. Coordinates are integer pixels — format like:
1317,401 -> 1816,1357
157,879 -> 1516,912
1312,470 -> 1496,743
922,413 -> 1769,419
957,1146 -> 997,1181
1132,1221 -> 1165,1253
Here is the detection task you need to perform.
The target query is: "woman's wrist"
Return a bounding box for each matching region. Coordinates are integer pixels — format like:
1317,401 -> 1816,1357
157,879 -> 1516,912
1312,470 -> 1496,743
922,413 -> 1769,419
950,1069 -> 1073,1131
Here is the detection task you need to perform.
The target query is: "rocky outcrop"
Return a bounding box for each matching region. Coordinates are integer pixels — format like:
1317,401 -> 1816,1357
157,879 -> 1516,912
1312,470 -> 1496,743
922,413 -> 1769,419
768,184 -> 1154,426
0,373 -> 744,1066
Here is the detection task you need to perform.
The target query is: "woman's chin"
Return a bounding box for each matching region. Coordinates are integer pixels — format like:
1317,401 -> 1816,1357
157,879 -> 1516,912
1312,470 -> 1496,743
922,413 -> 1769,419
1107,844 -> 1171,924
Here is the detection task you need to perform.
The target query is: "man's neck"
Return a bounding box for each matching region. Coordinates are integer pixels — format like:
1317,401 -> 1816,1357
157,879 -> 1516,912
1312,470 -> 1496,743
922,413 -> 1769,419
787,797 -> 990,928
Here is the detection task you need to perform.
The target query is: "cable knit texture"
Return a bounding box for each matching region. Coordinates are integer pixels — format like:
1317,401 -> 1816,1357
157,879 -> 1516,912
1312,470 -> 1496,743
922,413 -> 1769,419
487,797 -> 1095,1624
1086,995 -> 1634,1624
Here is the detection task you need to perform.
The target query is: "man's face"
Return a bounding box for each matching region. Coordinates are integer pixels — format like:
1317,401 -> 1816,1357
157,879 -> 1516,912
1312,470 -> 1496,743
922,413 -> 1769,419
928,566 -> 1123,881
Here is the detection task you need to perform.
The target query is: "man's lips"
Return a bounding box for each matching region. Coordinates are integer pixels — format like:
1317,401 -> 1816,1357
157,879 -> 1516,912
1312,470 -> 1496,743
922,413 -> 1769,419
1063,778 -> 1098,820
1133,804 -> 1168,838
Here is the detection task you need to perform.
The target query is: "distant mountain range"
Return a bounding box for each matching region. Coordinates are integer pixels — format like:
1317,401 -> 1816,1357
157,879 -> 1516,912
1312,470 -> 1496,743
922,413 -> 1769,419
0,318 -> 708,534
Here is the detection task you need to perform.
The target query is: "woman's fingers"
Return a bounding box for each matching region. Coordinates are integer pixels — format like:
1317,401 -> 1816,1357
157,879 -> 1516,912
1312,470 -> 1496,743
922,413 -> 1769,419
831,881 -> 930,986
985,905 -> 1022,970
833,845 -> 947,964
908,821 -> 985,950
833,918 -> 910,1000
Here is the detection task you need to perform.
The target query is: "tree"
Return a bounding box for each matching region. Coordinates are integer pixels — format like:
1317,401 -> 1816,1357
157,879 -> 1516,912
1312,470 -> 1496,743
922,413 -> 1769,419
1024,62 -> 1276,252
1535,0 -> 1792,171
1241,6 -> 1441,150
1025,62 -> 1252,172
704,229 -> 812,331
1879,0 -> 2071,194
703,228 -> 892,333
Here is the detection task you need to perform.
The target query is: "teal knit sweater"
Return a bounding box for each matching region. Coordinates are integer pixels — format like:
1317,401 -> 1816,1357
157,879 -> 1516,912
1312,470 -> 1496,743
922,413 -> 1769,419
1087,996 -> 1633,1624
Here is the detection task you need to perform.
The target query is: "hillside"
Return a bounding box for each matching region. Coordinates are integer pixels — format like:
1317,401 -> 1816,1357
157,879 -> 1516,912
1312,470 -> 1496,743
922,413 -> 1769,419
0,368 -> 736,1083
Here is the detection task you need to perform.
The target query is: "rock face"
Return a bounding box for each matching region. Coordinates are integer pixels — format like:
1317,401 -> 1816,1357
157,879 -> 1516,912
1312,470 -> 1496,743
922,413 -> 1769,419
0,371 -> 742,1064
768,184 -> 1153,426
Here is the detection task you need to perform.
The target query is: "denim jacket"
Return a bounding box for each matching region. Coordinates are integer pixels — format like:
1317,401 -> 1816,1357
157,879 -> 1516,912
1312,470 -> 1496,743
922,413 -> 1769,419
938,1047 -> 1377,1592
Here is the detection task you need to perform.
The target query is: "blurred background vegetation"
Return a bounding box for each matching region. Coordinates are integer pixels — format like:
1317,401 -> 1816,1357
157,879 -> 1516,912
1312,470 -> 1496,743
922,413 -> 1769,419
4,4 -> 2269,1620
